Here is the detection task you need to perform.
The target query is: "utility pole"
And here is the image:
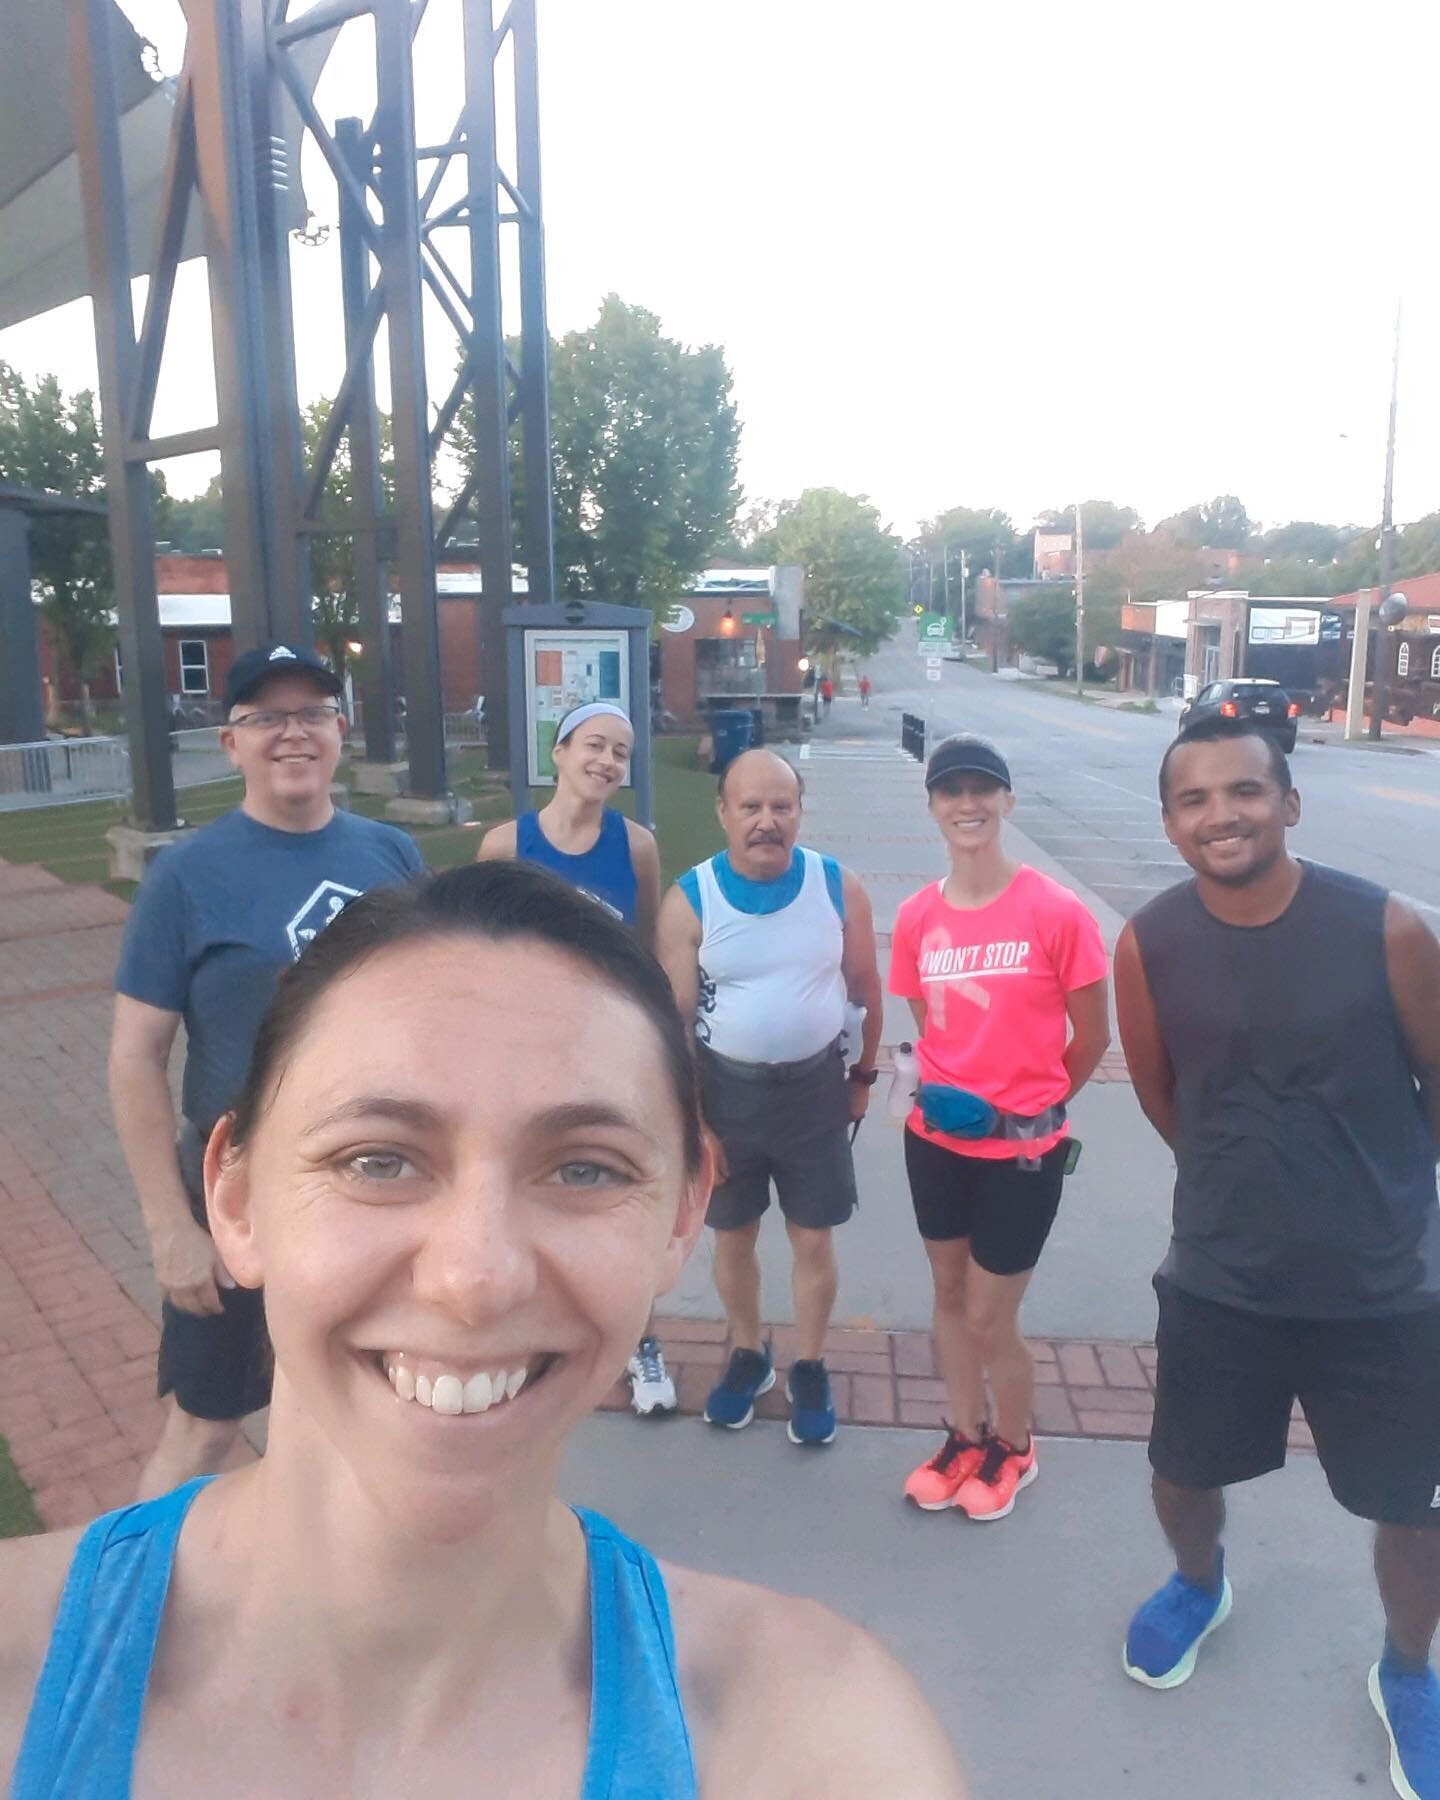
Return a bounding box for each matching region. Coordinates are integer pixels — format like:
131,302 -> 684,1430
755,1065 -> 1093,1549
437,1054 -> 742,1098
941,543 -> 952,627
1369,302 -> 1402,741
958,548 -> 969,649
1074,502 -> 1086,697
1345,589 -> 1373,740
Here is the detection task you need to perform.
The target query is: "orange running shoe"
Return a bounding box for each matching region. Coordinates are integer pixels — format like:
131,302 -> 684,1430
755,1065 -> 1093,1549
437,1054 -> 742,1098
903,1426 -> 988,1510
954,1434 -> 1038,1521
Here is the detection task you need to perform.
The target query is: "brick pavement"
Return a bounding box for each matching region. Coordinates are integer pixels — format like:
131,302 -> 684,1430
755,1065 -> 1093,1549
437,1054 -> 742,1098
0,855 -> 1306,1530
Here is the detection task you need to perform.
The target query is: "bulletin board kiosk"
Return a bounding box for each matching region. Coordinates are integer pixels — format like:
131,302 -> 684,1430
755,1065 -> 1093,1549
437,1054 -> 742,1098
503,600 -> 655,827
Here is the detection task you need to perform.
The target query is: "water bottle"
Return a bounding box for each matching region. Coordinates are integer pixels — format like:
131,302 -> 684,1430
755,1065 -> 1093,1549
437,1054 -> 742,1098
888,1043 -> 920,1121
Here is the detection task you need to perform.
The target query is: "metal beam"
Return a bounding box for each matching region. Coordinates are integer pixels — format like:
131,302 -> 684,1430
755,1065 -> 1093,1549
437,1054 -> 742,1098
67,0 -> 177,832
511,0 -> 556,607
0,510 -> 46,745
128,426 -> 221,461
337,116 -> 398,765
274,0 -> 373,47
461,0 -> 515,766
130,71 -> 197,440
374,0 -> 446,798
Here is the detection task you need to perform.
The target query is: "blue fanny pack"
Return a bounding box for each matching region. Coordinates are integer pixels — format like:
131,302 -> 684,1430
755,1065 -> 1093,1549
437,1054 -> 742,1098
916,1083 -> 999,1139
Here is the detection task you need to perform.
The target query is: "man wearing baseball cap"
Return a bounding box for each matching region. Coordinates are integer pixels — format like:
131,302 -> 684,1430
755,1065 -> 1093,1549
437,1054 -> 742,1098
109,644 -> 425,1496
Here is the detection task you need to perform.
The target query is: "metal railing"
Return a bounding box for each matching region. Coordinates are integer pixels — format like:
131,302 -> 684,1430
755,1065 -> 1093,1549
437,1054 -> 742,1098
0,735 -> 131,811
901,712 -> 926,762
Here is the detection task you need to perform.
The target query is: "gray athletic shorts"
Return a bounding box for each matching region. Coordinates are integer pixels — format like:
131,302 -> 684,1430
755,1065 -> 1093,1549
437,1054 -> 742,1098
698,1042 -> 858,1232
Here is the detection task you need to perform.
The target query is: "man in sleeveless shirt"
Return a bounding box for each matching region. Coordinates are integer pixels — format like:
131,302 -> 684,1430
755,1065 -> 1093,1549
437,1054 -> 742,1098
658,749 -> 883,1447
1115,716 -> 1440,1798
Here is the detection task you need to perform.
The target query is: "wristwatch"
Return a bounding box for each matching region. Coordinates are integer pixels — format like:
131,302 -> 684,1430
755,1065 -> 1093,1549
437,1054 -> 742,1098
848,1066 -> 880,1087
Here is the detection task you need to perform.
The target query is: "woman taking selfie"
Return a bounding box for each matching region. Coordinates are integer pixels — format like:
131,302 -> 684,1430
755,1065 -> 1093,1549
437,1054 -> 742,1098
2,862 -> 961,1798
478,702 -> 674,1415
890,735 -> 1109,1524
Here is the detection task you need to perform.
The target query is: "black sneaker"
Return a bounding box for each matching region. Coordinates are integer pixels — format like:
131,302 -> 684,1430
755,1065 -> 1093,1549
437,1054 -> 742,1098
703,1343 -> 775,1429
786,1358 -> 837,1446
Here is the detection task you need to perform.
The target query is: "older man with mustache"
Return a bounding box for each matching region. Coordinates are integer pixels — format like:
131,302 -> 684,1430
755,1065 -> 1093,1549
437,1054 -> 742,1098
658,749 -> 882,1448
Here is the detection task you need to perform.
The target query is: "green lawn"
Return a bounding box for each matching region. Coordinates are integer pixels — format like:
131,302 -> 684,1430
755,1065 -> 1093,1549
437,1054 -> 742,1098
0,1437 -> 40,1539
0,735 -> 722,895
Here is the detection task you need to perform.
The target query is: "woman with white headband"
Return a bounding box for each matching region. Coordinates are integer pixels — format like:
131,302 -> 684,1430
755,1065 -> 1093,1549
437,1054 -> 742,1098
478,702 -> 674,1414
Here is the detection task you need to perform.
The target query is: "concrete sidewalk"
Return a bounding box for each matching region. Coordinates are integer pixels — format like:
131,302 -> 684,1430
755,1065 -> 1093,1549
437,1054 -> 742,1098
565,1415 -> 1388,1800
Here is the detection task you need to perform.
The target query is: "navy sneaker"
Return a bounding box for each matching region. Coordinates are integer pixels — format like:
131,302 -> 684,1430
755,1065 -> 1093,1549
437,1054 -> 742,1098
704,1343 -> 775,1429
1123,1555 -> 1232,1689
1370,1657 -> 1440,1799
786,1358 -> 837,1447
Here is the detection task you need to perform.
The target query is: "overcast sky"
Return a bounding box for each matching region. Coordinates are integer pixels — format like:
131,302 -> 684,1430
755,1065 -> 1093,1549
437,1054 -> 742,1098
3,0 -> 1438,539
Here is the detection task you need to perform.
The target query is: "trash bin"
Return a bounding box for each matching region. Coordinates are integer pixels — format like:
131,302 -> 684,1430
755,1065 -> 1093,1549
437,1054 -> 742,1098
709,708 -> 754,775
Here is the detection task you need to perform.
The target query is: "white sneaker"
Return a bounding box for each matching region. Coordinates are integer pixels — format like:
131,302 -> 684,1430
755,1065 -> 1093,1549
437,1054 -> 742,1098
627,1336 -> 677,1416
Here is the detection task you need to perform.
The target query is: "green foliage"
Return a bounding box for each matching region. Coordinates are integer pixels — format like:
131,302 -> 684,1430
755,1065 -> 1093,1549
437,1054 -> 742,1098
1260,520 -> 1346,562
299,398 -> 395,682
748,487 -> 906,656
1036,500 -> 1142,550
1008,569 -> 1124,679
0,363 -> 119,731
915,504 -> 1018,575
449,296 -> 741,615
163,474 -> 226,552
1155,495 -> 1253,550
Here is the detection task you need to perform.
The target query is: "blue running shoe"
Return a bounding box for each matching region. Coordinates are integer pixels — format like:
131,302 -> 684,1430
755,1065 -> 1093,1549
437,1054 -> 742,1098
786,1359 -> 837,1447
1370,1658 -> 1440,1799
1123,1556 -> 1232,1689
704,1343 -> 775,1429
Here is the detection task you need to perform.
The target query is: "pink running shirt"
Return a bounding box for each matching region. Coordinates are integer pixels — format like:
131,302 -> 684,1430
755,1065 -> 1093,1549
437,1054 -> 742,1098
888,866 -> 1108,1160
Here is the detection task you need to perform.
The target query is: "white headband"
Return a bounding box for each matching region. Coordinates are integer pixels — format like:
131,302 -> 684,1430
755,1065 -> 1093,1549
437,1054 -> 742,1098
554,701 -> 632,745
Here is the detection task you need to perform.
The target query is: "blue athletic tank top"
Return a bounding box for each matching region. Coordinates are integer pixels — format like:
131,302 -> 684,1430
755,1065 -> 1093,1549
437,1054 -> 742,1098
516,809 -> 639,927
14,1479 -> 696,1799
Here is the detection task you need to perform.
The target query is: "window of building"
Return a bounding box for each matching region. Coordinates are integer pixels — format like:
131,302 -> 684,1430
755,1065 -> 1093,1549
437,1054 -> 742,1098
1431,643 -> 1440,681
1396,641 -> 1410,679
179,639 -> 210,695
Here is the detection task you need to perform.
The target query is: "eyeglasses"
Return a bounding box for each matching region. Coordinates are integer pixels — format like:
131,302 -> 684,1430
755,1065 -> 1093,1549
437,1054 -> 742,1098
229,704 -> 342,732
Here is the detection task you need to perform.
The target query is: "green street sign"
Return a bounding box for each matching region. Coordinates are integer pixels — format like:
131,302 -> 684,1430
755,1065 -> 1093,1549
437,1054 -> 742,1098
741,611 -> 777,626
917,611 -> 953,655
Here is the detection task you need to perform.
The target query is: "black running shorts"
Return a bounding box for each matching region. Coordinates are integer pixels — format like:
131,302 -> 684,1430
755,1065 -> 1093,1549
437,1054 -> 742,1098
902,1128 -> 1066,1275
699,1047 -> 857,1232
155,1132 -> 272,1423
1149,1275 -> 1440,1528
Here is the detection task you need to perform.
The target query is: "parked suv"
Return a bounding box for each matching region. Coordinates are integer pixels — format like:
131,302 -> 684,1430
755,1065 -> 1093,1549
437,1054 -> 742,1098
1178,678 -> 1301,753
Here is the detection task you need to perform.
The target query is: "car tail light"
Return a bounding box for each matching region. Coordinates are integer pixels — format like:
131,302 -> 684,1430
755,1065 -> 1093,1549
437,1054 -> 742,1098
1219,701 -> 1238,717
1287,702 -> 1301,718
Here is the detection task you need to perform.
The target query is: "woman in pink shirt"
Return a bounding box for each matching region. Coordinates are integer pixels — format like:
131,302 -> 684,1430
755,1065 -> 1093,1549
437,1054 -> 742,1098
888,735 -> 1110,1522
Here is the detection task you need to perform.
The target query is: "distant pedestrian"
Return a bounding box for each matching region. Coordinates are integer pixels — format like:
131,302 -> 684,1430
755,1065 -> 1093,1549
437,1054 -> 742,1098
820,676 -> 835,717
109,645 -> 425,1501
858,674 -> 872,709
1116,717 -> 1440,1799
657,749 -> 883,1447
476,700 -> 675,1417
891,735 -> 1109,1522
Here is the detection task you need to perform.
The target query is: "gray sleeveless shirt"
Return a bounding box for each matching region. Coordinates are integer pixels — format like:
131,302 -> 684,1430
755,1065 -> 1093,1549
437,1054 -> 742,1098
1131,861 -> 1439,1318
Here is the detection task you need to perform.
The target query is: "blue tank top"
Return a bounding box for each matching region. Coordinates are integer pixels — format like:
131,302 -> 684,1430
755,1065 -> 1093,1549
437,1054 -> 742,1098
14,1480 -> 696,1799
516,808 -> 639,927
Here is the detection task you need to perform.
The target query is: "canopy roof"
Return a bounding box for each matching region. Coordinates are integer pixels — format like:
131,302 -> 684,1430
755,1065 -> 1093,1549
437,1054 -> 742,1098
0,0 -> 330,334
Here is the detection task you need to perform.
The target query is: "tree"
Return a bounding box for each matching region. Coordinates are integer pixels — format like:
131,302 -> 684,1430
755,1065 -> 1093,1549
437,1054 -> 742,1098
163,474 -> 226,552
0,363 -> 115,732
450,296 -> 741,614
748,487 -> 905,657
299,397 -> 395,683
1035,501 -> 1141,549
915,505 -> 1019,575
1158,495 -> 1252,550
1007,575 -> 1123,679
1261,520 -> 1345,563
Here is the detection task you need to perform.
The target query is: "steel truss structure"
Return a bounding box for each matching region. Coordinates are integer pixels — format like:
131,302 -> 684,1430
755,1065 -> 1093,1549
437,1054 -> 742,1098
67,0 -> 555,828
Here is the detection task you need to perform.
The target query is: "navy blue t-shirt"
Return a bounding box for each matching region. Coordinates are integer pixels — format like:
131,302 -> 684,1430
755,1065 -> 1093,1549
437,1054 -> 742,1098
115,808 -> 425,1133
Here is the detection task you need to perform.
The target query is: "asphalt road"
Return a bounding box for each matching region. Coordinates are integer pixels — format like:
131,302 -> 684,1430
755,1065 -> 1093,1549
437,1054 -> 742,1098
865,629 -> 1440,923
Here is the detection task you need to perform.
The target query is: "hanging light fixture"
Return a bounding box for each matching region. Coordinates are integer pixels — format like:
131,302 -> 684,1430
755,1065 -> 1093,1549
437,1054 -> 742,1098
719,602 -> 737,637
